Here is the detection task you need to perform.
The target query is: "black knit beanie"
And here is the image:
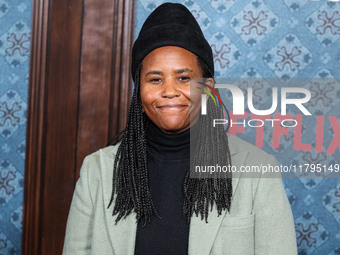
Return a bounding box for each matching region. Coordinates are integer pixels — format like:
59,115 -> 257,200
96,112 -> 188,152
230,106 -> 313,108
131,2 -> 214,79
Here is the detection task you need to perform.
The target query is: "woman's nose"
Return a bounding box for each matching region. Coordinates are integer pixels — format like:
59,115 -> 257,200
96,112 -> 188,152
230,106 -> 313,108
161,79 -> 180,98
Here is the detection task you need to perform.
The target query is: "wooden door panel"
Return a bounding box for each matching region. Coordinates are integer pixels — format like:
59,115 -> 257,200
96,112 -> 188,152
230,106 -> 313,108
76,0 -> 114,174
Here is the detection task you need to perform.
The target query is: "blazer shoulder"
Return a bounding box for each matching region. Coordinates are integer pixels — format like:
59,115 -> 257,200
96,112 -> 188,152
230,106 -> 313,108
79,143 -> 120,180
228,134 -> 274,161
84,142 -> 120,163
99,143 -> 120,159
227,134 -> 280,182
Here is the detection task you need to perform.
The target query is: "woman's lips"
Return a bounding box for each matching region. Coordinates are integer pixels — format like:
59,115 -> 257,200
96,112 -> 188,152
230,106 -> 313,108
156,104 -> 188,110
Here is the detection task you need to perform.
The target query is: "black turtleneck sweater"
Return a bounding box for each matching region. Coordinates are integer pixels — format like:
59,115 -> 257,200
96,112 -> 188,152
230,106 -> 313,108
134,118 -> 199,255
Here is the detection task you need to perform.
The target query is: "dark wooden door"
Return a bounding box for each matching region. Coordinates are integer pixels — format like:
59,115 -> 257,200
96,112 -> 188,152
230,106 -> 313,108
22,0 -> 136,254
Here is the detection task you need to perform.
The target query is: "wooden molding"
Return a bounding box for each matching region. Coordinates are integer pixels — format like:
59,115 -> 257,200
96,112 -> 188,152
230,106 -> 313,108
23,0 -> 84,253
22,0 -> 50,254
109,0 -> 136,139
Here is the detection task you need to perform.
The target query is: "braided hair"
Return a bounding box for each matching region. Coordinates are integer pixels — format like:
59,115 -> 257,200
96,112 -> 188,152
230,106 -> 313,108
108,56 -> 233,226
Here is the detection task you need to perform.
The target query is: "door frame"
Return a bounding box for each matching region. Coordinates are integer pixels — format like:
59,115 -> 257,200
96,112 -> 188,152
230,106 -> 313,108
22,0 -> 136,253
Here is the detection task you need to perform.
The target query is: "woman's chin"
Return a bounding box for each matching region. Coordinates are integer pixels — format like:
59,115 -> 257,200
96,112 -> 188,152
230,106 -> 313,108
156,120 -> 189,134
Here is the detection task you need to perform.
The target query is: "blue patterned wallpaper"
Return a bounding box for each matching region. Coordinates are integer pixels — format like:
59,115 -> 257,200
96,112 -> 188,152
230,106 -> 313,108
0,0 -> 338,254
0,0 -> 31,254
136,0 -> 340,254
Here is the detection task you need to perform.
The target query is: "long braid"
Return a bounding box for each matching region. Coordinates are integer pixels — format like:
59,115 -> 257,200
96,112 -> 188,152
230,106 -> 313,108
108,63 -> 158,226
108,57 -> 232,225
183,89 -> 232,223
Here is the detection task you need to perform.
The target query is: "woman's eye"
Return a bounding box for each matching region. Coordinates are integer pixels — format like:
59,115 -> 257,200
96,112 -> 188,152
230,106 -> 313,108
150,78 -> 161,83
179,76 -> 190,82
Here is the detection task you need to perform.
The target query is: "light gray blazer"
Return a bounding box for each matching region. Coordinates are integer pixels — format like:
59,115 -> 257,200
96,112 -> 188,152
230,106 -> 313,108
63,135 -> 297,255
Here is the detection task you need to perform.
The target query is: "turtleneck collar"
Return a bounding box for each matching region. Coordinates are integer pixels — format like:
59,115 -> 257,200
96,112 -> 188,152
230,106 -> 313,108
146,116 -> 200,161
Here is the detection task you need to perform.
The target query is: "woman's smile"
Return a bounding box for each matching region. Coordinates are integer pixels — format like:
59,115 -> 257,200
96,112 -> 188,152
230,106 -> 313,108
156,104 -> 189,110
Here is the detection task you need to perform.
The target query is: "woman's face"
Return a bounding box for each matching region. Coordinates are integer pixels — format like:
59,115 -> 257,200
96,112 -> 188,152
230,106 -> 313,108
140,46 -> 205,134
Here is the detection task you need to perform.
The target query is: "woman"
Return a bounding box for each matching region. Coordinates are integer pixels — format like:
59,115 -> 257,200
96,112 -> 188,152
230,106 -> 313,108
63,3 -> 297,255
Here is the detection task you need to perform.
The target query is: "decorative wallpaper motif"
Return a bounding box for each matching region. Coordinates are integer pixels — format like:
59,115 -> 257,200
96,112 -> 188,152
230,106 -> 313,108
136,1 -> 340,254
0,0 -> 31,254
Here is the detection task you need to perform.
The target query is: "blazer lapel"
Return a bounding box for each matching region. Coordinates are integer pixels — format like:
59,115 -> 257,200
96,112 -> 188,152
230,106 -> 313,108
188,138 -> 248,255
101,149 -> 137,255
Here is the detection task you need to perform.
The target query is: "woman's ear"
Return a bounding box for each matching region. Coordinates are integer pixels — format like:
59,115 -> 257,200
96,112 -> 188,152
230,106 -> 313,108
204,78 -> 215,92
